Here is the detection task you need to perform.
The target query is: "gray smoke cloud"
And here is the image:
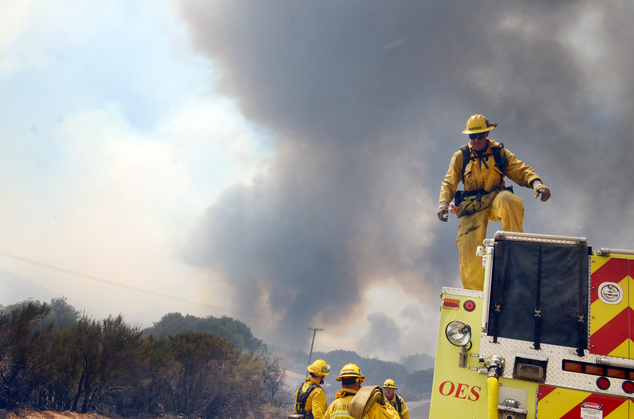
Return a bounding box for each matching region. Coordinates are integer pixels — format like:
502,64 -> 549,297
357,312 -> 403,359
179,0 -> 634,354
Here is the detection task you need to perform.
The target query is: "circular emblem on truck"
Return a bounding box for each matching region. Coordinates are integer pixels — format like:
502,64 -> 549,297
598,282 -> 623,305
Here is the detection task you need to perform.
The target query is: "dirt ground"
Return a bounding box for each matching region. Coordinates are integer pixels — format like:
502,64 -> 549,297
1,410 -> 111,419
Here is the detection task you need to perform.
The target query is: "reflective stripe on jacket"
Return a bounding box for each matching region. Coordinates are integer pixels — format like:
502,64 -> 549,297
439,139 -> 541,204
294,377 -> 327,419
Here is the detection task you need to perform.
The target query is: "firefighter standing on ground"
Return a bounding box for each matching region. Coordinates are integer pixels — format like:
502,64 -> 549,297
437,114 -> 551,290
293,359 -> 330,419
382,379 -> 409,419
324,364 -> 399,419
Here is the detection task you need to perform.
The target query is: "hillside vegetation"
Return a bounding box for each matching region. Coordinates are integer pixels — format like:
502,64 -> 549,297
0,299 -> 288,418
144,312 -> 264,351
0,298 -> 434,418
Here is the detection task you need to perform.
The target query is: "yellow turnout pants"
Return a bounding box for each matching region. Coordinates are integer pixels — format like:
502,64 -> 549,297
457,190 -> 524,290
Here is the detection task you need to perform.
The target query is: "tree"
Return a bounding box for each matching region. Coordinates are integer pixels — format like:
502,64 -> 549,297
257,348 -> 291,408
90,315 -> 144,413
0,296 -> 80,332
46,296 -> 80,330
42,326 -> 83,410
141,331 -> 263,418
144,312 -> 264,351
0,301 -> 53,408
68,314 -> 144,413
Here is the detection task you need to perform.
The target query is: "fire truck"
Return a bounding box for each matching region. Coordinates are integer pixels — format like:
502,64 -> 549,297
429,231 -> 634,419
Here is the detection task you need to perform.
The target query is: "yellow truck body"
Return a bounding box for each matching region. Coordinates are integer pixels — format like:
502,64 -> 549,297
429,232 -> 634,418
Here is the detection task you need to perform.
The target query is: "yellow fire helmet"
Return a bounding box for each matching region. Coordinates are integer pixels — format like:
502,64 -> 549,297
462,114 -> 498,134
307,359 -> 331,376
383,378 -> 398,389
336,363 -> 366,382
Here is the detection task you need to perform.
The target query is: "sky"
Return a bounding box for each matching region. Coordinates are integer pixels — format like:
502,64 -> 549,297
1,0 -> 633,363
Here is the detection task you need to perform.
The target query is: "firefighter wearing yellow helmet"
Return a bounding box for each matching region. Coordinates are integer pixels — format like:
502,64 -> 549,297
324,364 -> 399,419
438,114 -> 551,290
293,360 -> 330,419
382,379 -> 409,419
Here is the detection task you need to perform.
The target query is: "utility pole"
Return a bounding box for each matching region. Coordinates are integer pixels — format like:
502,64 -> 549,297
306,327 -> 323,377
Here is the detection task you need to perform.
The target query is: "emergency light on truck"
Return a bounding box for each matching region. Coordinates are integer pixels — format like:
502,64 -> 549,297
445,320 -> 472,347
512,355 -> 547,383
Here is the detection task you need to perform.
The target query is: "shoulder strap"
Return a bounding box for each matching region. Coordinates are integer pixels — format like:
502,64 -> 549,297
460,145 -> 470,182
395,394 -> 402,413
460,144 -> 471,182
296,383 -> 319,411
492,142 -> 508,172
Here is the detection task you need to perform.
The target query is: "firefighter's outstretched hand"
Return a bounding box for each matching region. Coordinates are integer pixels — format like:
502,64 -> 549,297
533,182 -> 551,202
437,202 -> 449,222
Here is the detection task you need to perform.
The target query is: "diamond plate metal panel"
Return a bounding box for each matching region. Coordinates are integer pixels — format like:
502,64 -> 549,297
493,231 -> 587,245
442,287 -> 484,299
479,335 -> 633,398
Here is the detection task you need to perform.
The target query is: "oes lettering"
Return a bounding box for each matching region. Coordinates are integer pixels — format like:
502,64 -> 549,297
438,380 -> 481,401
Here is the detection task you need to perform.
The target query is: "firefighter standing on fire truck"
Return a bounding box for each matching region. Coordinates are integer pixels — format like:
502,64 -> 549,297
437,114 -> 551,290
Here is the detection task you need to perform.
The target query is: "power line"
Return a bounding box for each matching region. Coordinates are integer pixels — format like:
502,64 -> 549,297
0,250 -> 293,325
0,250 -> 414,355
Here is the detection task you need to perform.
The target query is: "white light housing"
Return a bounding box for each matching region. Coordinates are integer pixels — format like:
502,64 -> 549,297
446,320 -> 472,347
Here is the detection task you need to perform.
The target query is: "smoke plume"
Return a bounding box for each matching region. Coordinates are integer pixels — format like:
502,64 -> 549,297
179,0 -> 634,355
